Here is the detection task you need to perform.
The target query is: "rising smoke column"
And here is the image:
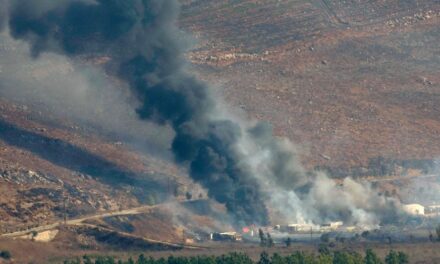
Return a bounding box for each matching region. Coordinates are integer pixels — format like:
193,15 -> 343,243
2,0 -> 269,225
1,0 -> 402,227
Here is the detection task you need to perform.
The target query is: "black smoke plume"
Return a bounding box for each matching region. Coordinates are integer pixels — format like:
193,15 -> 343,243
3,0 -> 269,225
1,0 -> 403,227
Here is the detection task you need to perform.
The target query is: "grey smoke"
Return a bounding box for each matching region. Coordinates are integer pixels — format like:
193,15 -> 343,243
2,0 -> 269,225
0,0 -> 7,29
0,32 -> 173,156
0,0 -> 402,227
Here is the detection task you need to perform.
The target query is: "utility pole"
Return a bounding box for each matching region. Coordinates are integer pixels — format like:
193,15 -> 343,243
61,182 -> 67,226
182,229 -> 186,245
63,192 -> 67,225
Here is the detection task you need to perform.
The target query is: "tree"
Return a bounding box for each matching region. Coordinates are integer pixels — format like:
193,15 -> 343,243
286,252 -> 305,264
83,255 -> 93,264
385,250 -> 399,264
271,253 -> 286,264
31,230 -> 38,241
385,250 -> 409,264
317,253 -> 333,264
386,236 -> 392,245
258,252 -> 270,264
267,233 -> 274,247
333,251 -> 363,264
259,229 -> 266,247
365,249 -> 383,264
436,224 -> 440,242
397,252 -> 409,264
429,233 -> 434,242
318,244 -> 330,255
64,258 -> 80,264
137,254 -> 147,264
284,237 -> 292,247
146,193 -> 156,205
217,253 -> 246,264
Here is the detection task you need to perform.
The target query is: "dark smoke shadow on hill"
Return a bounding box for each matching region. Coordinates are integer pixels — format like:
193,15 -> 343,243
0,118 -> 164,198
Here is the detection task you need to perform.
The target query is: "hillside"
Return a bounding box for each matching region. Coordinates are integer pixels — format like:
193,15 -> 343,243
0,1 -> 439,261
0,0 -> 438,232
0,95 -> 194,232
180,0 -> 440,172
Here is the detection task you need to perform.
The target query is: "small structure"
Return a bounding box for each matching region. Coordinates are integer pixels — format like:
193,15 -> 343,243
287,224 -> 313,232
320,221 -> 343,230
185,238 -> 195,244
345,226 -> 357,232
426,205 -> 440,215
402,203 -> 425,216
210,232 -> 242,241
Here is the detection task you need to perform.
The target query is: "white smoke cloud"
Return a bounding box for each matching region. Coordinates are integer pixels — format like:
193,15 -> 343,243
0,0 -> 404,228
0,31 -> 174,156
213,99 -> 402,227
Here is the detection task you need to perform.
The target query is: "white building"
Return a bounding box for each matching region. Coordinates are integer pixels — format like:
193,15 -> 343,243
402,203 -> 425,216
287,224 -> 314,232
321,221 -> 344,230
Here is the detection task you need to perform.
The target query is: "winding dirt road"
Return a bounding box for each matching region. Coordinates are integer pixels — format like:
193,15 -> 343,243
1,204 -> 158,238
0,201 -> 207,249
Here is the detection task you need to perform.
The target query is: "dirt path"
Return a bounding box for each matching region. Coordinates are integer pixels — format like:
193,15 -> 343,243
360,174 -> 440,183
0,201 -> 207,249
0,203 -> 159,238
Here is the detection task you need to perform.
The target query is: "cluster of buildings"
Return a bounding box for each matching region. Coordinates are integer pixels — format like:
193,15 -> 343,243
208,203 -> 440,243
274,221 -> 344,233
209,221 -> 346,242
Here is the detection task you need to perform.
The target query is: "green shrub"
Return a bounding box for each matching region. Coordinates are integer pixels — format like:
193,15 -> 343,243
365,249 -> 383,264
385,250 -> 409,264
333,251 -> 363,264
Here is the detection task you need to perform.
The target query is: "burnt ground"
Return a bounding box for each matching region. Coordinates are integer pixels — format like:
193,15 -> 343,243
180,0 -> 440,171
0,1 -> 439,262
0,97 -> 192,232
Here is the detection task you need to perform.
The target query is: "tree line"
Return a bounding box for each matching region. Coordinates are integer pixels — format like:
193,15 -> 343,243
63,249 -> 408,264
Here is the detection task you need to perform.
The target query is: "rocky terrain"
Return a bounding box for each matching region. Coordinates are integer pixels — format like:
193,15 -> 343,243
0,96 -> 194,233
0,1 -> 439,262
